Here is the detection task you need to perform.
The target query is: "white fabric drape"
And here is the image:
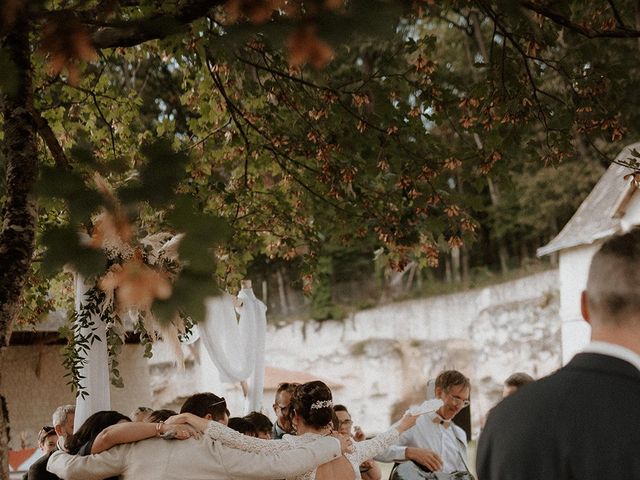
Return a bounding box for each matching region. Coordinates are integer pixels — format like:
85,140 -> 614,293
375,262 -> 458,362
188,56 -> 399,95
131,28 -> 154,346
239,288 -> 267,413
73,273 -> 110,432
200,287 -> 267,413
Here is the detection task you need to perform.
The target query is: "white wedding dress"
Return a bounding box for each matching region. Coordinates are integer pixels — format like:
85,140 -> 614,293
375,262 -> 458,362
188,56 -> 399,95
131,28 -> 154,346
204,420 -> 400,480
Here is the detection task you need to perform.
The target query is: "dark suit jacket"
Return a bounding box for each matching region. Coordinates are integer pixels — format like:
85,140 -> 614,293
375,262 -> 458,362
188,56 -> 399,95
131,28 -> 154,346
27,450 -> 61,480
477,353 -> 640,480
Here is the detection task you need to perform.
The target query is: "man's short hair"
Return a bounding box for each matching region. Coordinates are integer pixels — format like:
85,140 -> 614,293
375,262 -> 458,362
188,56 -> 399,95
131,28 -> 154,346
228,417 -> 257,436
180,393 -> 227,420
587,228 -> 640,323
333,404 -> 349,415
148,409 -> 177,423
274,382 -> 299,402
504,372 -> 534,389
435,370 -> 470,392
244,411 -> 273,433
52,405 -> 75,428
131,406 -> 153,419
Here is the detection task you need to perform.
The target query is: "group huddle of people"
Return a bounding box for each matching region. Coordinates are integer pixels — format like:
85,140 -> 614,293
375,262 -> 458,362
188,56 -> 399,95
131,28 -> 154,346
27,229 -> 640,480
28,370 -> 474,480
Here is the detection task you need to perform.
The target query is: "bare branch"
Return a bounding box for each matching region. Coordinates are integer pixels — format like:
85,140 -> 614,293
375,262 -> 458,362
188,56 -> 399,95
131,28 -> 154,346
606,0 -> 627,29
88,0 -> 223,49
30,107 -> 71,170
519,1 -> 640,38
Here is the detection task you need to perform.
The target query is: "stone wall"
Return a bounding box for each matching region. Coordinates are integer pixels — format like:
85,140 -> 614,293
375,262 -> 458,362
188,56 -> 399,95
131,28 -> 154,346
1,344 -> 152,450
263,270 -> 561,438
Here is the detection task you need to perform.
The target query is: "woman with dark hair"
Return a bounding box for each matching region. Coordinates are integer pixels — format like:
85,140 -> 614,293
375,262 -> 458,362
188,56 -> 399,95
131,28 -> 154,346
66,409 -> 197,457
66,411 -> 131,455
167,380 -> 419,480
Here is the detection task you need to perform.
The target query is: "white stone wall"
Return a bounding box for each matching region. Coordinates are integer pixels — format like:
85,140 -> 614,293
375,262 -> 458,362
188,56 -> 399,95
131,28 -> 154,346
261,270 -> 561,438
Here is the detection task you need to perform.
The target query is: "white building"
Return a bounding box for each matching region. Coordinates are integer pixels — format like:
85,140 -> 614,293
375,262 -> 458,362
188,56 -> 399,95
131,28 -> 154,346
538,141 -> 640,364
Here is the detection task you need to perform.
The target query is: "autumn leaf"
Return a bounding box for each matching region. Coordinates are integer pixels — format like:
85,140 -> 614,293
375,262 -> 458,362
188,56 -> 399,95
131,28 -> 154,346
448,236 -> 463,249
443,158 -> 462,170
90,210 -> 134,252
99,253 -> 172,312
39,18 -> 97,85
445,205 -> 461,217
225,0 -> 286,23
287,25 -> 334,69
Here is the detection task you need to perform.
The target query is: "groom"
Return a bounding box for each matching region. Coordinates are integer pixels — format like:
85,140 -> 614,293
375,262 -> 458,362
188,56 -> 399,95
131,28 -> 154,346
47,392 -> 351,480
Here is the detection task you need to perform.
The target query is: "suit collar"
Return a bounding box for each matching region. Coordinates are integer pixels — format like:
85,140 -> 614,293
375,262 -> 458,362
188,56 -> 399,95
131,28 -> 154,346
567,352 -> 640,380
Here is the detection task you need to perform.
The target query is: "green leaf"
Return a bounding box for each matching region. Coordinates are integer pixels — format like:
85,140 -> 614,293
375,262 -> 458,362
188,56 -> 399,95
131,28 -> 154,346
153,269 -> 219,323
167,195 -> 231,273
120,139 -> 190,207
36,166 -> 103,223
41,226 -> 105,277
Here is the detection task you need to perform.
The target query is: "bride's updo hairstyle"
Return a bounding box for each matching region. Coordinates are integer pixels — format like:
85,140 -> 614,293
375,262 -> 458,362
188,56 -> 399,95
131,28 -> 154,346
291,380 -> 333,429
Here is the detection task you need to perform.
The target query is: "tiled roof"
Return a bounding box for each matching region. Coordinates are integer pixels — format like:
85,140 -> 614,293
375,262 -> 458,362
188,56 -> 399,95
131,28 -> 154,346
537,142 -> 640,256
8,448 -> 38,472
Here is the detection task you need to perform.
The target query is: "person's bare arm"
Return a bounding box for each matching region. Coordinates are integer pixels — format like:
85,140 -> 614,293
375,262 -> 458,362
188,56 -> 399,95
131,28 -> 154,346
91,421 -> 196,453
165,412 -> 210,431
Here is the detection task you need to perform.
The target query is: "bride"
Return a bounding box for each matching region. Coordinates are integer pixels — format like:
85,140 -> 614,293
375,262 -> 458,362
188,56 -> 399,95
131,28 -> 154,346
166,380 -> 418,480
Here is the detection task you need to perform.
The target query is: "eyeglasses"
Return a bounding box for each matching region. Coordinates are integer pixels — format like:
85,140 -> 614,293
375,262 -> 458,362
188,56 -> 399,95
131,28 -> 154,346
275,403 -> 292,413
446,393 -> 470,408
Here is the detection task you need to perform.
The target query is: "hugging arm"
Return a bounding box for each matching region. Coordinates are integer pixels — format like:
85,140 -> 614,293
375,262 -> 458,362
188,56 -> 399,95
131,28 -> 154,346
167,413 -> 288,454
47,447 -> 127,480
349,427 -> 400,465
91,421 -> 197,454
218,436 -> 342,479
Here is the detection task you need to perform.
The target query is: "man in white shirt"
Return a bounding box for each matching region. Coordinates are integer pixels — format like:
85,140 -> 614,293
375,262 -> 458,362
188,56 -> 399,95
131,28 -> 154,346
477,228 -> 640,480
378,370 -> 471,474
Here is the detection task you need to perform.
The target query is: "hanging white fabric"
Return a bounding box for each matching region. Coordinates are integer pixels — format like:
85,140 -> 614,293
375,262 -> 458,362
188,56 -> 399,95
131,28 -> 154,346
73,273 -> 111,432
199,285 -> 267,413
239,287 -> 267,413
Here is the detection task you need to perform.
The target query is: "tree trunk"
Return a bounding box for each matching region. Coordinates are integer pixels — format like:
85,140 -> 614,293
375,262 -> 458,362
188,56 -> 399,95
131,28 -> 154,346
487,176 -> 509,273
0,14 -> 38,477
465,23 -> 510,275
276,268 -> 289,315
461,244 -> 470,283
451,247 -> 461,283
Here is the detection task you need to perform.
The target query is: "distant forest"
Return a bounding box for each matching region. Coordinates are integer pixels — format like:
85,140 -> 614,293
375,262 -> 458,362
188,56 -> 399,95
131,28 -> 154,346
249,155 -> 603,321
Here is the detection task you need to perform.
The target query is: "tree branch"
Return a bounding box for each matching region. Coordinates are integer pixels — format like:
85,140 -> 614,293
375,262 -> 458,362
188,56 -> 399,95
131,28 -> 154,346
519,1 -> 640,38
30,107 -> 71,170
88,0 -> 223,49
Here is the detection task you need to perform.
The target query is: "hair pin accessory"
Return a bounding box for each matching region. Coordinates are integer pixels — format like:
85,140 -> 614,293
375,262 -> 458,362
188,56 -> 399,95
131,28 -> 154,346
310,399 -> 333,410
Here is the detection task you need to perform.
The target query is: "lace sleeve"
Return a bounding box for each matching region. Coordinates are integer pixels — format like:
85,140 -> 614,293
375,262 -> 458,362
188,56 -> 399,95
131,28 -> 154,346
347,427 -> 400,466
204,420 -> 289,454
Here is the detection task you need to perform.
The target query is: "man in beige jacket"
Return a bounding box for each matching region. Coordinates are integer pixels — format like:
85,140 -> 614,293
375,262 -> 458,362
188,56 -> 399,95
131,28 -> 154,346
47,392 -> 349,480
